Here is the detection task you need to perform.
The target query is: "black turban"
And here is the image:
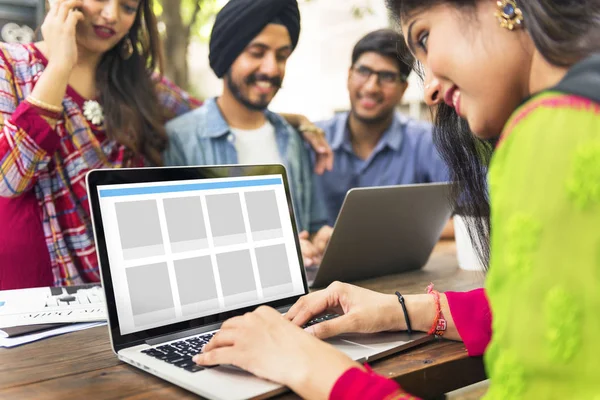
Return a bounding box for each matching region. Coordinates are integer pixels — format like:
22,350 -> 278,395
209,0 -> 301,78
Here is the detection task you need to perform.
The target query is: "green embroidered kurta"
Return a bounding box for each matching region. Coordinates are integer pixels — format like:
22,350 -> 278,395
484,91 -> 600,399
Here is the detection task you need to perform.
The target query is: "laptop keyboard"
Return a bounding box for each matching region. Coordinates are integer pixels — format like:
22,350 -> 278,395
141,331 -> 216,373
302,313 -> 339,328
141,314 -> 340,373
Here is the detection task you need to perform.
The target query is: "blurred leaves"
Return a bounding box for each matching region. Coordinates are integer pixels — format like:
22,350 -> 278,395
155,0 -> 223,43
351,5 -> 374,19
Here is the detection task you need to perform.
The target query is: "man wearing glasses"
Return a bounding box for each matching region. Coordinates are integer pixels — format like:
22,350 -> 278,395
314,29 -> 450,230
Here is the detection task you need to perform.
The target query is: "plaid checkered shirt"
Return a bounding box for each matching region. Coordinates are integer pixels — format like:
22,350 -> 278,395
0,43 -> 200,286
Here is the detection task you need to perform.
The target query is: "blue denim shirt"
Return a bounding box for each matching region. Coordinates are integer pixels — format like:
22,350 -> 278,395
315,111 -> 450,225
163,98 -> 327,233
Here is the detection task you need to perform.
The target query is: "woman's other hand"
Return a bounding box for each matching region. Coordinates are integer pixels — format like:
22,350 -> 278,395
286,282 -> 406,339
281,113 -> 334,175
298,120 -> 333,175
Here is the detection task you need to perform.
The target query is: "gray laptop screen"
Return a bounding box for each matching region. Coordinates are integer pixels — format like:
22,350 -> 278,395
96,175 -> 304,335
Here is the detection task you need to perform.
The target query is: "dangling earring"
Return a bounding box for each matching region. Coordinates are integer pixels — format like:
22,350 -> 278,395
495,0 -> 523,30
121,36 -> 134,60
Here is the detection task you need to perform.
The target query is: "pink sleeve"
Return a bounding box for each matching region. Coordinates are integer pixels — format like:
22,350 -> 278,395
445,288 -> 492,356
0,48 -> 60,198
0,102 -> 60,198
330,366 -> 421,400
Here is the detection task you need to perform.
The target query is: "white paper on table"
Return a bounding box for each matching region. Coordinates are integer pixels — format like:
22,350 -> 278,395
0,321 -> 107,348
0,285 -> 106,328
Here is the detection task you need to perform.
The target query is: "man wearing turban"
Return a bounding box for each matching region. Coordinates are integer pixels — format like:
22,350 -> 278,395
164,0 -> 331,267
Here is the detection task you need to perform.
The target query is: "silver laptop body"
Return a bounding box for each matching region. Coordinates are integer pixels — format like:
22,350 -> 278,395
87,165 -> 429,400
309,183 -> 454,288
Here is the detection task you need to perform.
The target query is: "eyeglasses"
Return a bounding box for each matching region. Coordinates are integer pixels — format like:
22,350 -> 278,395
351,65 -> 406,86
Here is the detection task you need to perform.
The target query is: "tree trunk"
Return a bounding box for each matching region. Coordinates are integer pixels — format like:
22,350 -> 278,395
161,0 -> 190,89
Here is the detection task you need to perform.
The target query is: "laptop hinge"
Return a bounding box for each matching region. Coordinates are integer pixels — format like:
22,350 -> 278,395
146,322 -> 223,346
145,305 -> 293,346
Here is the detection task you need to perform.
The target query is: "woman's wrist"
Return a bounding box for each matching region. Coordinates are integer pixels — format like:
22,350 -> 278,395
289,356 -> 361,400
45,61 -> 73,79
380,294 -> 409,332
280,112 -> 302,128
402,294 -> 437,333
30,63 -> 71,112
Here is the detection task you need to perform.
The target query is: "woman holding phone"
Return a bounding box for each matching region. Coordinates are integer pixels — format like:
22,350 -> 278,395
0,0 -> 330,290
0,0 -> 192,290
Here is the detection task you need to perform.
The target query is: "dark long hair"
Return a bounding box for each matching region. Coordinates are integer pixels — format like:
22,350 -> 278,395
386,0 -> 600,269
96,0 -> 167,166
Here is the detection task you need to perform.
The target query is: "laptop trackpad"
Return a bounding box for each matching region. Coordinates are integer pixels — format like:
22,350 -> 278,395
338,331 -> 416,349
325,338 -> 377,361
326,331 -> 427,363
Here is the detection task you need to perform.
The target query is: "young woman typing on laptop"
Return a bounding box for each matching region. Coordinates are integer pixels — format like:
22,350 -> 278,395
193,0 -> 600,398
0,0 -> 329,290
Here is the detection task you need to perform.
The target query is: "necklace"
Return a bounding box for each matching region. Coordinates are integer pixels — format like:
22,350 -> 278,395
83,100 -> 104,126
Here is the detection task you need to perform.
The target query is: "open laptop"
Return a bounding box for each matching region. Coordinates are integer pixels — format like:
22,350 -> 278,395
87,165 -> 430,400
309,183 -> 454,288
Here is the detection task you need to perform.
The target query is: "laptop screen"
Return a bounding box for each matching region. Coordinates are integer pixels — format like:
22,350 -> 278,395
96,173 -> 305,336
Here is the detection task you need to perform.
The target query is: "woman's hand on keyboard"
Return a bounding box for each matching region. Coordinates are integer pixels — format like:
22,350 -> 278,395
285,282 -> 407,339
193,306 -> 357,400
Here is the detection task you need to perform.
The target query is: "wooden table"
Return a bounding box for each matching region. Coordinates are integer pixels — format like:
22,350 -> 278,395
0,241 -> 486,400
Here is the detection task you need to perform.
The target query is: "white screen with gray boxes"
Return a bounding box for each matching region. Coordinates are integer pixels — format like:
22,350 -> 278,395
97,175 -> 305,335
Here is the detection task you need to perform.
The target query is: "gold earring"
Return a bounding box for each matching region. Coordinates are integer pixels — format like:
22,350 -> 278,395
495,0 -> 523,30
121,37 -> 134,59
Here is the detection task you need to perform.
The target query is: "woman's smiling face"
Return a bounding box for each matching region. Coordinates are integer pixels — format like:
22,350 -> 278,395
401,1 -> 534,138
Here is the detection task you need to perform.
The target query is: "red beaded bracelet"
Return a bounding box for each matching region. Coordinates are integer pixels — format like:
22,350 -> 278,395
426,283 -> 447,337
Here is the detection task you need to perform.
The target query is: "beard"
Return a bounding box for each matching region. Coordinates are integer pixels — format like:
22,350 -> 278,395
225,69 -> 282,111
